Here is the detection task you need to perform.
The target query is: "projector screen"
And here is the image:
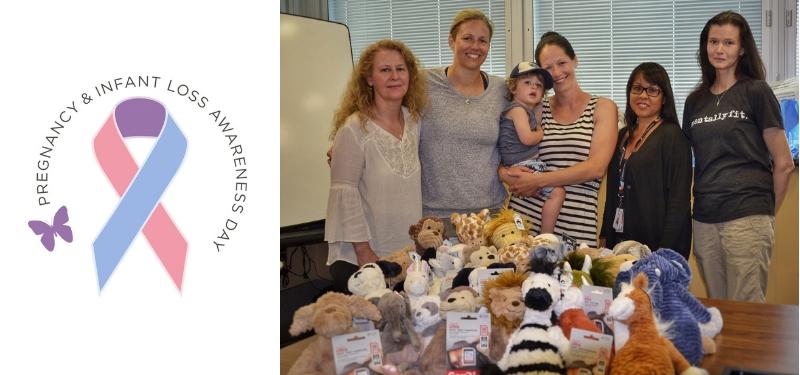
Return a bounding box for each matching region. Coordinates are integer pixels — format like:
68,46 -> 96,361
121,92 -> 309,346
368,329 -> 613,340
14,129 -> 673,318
280,14 -> 352,227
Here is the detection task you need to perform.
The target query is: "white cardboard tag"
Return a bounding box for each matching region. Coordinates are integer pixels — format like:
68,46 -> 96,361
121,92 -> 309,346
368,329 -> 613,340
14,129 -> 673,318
581,285 -> 614,336
331,329 -> 383,375
474,268 -> 514,295
564,328 -> 613,374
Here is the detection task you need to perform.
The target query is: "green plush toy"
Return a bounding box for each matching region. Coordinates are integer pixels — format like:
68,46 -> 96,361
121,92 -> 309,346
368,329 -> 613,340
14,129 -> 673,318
561,251 -> 615,288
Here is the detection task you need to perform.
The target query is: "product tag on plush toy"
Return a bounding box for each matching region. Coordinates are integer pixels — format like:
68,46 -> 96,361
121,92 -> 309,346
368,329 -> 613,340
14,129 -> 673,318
332,329 -> 383,375
562,233 -> 578,253
612,208 -> 624,233
474,268 -> 514,295
581,285 -> 614,336
513,213 -> 525,230
564,328 -> 613,375
445,311 -> 491,375
352,317 -> 375,332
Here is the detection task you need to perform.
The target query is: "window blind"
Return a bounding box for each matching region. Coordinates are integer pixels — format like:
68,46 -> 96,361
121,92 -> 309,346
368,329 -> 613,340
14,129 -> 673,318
533,0 -> 762,123
328,0 -> 507,77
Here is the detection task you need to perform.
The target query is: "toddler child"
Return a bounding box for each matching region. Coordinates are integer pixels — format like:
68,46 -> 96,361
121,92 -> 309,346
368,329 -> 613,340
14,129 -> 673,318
498,61 -> 565,234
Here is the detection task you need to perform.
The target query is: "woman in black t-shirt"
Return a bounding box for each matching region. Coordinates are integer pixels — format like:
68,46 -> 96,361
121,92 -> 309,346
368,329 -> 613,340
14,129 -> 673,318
600,62 -> 692,259
682,11 -> 794,302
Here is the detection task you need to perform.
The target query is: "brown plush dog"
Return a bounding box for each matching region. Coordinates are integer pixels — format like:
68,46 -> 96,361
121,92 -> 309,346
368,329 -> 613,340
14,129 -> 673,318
287,292 -> 382,375
380,246 -> 415,290
482,271 -> 527,362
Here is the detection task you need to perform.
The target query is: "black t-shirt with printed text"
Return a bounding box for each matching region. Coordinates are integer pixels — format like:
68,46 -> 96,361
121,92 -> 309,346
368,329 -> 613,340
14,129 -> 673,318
682,79 -> 784,223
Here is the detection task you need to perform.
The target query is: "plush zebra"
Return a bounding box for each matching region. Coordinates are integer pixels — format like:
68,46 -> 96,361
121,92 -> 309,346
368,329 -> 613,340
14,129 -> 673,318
495,271 -> 570,375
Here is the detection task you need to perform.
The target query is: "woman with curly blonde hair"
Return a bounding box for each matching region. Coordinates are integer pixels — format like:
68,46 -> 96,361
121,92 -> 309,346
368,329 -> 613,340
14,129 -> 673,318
324,39 -> 428,293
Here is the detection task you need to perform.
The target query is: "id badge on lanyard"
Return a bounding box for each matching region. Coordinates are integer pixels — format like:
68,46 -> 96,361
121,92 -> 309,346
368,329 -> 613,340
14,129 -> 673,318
613,207 -> 624,233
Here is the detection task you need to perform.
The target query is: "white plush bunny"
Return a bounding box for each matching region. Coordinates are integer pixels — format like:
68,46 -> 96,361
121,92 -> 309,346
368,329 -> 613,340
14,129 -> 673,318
404,253 -> 432,305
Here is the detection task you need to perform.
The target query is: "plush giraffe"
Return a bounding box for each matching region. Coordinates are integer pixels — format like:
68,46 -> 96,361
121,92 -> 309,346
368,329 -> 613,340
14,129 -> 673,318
608,273 -> 706,375
450,209 -> 490,246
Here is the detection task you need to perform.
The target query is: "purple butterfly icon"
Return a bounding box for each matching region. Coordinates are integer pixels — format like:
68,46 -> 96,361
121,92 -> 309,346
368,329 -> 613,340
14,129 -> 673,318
28,205 -> 73,252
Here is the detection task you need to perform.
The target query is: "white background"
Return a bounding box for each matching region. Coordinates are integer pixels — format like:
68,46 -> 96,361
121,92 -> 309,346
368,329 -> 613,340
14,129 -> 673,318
0,1 -> 276,373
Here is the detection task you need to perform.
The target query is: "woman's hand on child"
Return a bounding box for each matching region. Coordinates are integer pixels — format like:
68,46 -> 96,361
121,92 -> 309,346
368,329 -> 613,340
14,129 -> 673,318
507,169 -> 546,198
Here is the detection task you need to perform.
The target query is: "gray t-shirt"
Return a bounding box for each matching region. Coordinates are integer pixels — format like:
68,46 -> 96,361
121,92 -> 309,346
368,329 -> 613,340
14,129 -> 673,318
419,68 -> 509,218
682,79 -> 783,223
498,102 -> 539,166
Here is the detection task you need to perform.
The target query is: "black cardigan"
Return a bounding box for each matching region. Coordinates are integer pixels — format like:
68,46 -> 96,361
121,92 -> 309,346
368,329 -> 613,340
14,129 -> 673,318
600,121 -> 693,258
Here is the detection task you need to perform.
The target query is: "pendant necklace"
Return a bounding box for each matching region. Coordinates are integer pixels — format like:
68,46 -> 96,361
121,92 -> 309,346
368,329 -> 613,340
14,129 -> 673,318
715,91 -> 726,107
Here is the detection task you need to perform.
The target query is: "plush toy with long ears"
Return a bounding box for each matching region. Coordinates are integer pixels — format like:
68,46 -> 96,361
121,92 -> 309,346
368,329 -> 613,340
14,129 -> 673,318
287,292 -> 382,375
377,291 -> 422,372
608,273 -> 706,375
380,247 -> 415,290
348,261 -> 401,303
403,253 -> 433,304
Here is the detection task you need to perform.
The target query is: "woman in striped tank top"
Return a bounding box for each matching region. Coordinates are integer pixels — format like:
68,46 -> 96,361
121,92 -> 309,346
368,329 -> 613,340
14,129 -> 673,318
500,32 -> 619,247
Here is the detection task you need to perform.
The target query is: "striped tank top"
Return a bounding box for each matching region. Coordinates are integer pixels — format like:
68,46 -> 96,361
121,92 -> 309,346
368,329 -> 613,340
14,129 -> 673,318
509,96 -> 601,247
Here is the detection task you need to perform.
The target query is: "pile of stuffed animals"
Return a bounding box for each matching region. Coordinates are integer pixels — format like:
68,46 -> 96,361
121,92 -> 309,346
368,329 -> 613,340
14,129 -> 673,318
287,209 -> 722,375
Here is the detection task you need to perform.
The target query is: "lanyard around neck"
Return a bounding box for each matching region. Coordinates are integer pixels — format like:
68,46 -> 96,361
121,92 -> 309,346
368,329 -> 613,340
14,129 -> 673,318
617,118 -> 660,199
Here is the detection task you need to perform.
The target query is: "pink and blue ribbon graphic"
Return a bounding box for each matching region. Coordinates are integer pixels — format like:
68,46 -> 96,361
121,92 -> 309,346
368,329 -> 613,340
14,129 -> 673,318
93,98 -> 187,291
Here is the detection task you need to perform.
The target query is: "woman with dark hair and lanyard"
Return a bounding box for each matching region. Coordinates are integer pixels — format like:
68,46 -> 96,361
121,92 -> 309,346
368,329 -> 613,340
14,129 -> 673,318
600,62 -> 692,259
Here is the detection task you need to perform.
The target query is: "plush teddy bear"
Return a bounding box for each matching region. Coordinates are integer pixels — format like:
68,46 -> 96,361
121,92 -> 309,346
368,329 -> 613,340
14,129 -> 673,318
417,286 -> 482,375
377,292 -> 422,372
482,271 -> 527,362
450,209 -> 491,246
464,245 -> 499,268
576,246 -> 640,280
608,273 -> 706,375
409,216 -> 445,258
348,261 -> 401,303
287,292 -> 382,375
614,250 -> 705,365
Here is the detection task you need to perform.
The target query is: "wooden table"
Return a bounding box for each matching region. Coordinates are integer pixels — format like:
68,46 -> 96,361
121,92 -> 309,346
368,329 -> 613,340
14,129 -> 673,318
281,299 -> 798,375
700,298 -> 798,375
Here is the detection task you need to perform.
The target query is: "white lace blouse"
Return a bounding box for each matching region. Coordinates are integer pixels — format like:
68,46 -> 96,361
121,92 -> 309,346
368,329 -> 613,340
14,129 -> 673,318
324,107 -> 422,266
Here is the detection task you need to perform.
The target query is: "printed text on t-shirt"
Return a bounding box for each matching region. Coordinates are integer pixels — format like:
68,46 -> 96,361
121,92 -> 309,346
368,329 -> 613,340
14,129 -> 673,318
690,110 -> 748,127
